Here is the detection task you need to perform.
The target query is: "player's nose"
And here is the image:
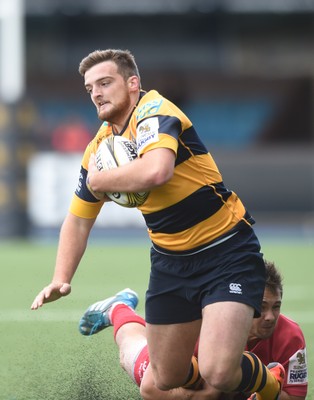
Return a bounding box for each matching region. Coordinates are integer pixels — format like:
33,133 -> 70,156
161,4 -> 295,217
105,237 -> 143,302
91,85 -> 102,99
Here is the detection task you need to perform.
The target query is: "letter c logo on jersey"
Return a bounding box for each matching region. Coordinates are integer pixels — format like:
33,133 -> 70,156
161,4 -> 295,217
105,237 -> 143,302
229,283 -> 242,295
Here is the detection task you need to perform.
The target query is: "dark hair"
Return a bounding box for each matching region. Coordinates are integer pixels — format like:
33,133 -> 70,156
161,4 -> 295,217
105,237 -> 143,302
78,49 -> 140,83
264,259 -> 283,298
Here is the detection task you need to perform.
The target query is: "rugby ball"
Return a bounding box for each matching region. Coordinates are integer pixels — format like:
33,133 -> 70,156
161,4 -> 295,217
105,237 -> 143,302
95,136 -> 149,208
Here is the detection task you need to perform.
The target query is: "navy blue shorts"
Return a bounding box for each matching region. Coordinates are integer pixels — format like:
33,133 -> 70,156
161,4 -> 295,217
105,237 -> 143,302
145,227 -> 265,324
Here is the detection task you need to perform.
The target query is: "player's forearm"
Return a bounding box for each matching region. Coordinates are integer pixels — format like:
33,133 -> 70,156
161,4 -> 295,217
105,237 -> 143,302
167,387 -> 222,400
146,388 -> 221,400
88,148 -> 175,194
140,383 -> 222,400
89,162 -> 150,193
140,386 -> 195,400
52,213 -> 94,283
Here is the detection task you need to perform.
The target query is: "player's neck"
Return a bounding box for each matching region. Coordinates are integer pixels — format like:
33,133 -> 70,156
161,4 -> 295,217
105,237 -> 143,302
112,102 -> 137,134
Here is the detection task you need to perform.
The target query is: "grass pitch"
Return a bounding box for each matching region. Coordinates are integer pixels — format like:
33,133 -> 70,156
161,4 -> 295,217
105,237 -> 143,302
1,236 -> 313,399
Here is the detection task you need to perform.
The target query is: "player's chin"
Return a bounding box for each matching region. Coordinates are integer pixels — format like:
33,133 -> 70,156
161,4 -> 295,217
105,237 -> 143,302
260,326 -> 275,338
97,110 -> 107,121
97,107 -> 110,121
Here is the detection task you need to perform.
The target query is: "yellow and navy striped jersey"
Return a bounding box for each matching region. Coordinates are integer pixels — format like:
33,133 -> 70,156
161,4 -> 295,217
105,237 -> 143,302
70,90 -> 253,254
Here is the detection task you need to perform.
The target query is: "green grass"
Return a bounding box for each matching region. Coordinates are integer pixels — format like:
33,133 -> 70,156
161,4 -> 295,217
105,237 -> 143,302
0,238 -> 313,399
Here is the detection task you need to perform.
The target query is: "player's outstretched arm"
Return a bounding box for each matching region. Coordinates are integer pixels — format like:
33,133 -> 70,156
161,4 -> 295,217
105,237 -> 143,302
31,282 -> 71,309
31,213 -> 96,310
140,364 -> 222,400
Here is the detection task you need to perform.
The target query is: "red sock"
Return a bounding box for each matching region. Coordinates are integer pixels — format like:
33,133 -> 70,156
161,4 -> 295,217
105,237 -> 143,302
111,304 -> 146,340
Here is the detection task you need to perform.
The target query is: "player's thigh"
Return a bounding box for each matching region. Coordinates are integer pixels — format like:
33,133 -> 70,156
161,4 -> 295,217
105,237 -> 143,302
198,301 -> 254,374
146,319 -> 201,381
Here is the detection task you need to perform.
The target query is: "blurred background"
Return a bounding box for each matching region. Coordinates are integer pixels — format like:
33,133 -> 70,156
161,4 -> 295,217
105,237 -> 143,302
1,0 -> 314,240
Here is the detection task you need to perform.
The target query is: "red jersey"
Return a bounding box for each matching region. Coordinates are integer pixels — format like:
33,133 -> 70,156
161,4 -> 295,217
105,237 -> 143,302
246,314 -> 308,397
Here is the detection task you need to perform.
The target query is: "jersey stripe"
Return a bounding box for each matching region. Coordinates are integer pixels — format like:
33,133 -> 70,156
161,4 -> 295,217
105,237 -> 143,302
155,115 -> 181,141
176,126 -> 209,165
143,183 -> 232,234
148,194 -> 247,253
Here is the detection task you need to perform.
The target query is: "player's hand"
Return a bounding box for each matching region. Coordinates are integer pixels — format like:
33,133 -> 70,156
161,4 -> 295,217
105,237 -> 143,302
86,153 -> 107,200
87,153 -> 112,201
31,282 -> 71,310
88,153 -> 98,173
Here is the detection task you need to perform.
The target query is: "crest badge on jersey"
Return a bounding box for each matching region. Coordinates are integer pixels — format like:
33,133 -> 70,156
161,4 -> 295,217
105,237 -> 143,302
287,348 -> 308,384
136,117 -> 159,153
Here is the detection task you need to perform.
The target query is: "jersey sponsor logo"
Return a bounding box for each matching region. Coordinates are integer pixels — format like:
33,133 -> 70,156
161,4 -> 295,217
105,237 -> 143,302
137,117 -> 159,153
229,283 -> 242,295
296,351 -> 306,364
136,99 -> 163,120
288,348 -> 308,384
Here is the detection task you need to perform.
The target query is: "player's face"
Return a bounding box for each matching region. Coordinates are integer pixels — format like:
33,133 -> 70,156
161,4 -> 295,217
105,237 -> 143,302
250,287 -> 282,340
84,61 -> 134,123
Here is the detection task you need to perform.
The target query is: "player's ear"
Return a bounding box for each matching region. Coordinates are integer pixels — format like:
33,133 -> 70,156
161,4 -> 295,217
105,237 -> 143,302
128,76 -> 140,90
